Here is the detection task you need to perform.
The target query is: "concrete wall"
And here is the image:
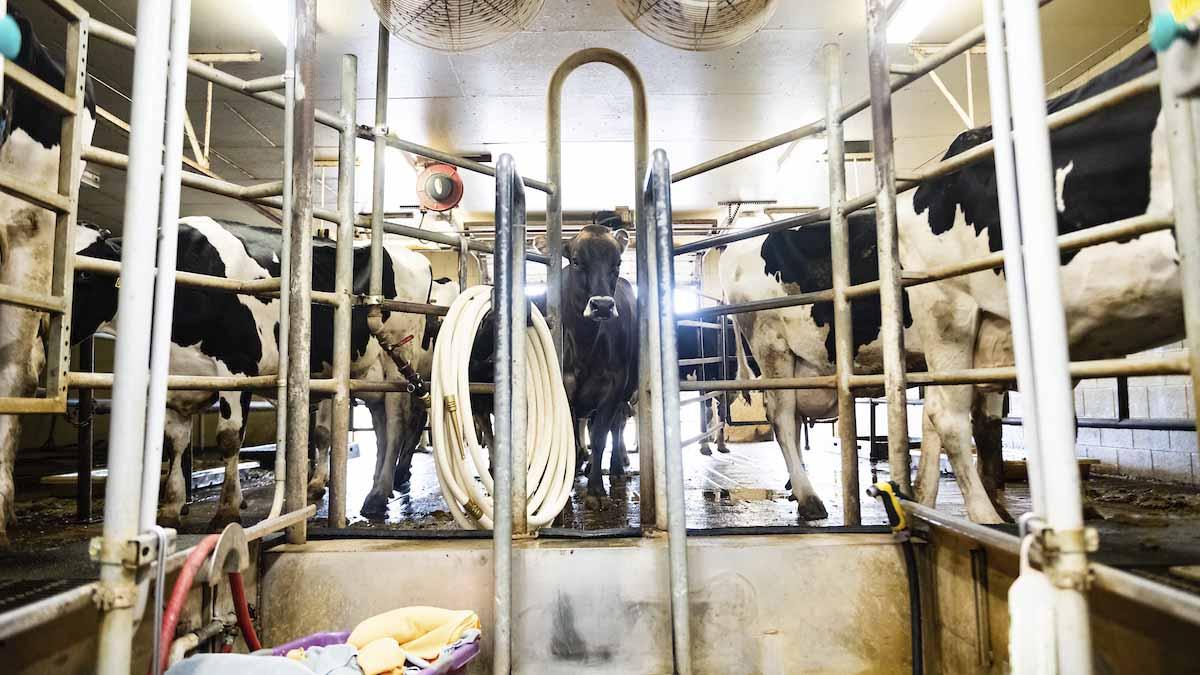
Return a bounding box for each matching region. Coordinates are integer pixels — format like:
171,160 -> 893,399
1003,344 -> 1197,484
261,534 -> 913,675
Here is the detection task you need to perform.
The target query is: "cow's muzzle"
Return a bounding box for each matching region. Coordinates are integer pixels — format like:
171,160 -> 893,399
583,295 -> 617,321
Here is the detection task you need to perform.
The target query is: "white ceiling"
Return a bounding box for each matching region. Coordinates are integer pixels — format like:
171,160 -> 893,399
16,0 -> 1148,230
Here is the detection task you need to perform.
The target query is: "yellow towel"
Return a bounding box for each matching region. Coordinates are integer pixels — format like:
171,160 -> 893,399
357,637 -> 408,675
348,606 -> 480,662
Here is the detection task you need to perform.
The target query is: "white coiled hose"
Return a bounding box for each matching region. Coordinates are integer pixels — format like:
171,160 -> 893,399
430,285 -> 576,530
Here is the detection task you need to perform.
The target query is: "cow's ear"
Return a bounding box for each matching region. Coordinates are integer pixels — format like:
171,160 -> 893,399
532,235 -> 571,259
613,229 -> 630,252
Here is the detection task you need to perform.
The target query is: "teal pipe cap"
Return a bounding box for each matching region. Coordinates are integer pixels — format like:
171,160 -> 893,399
0,14 -> 20,61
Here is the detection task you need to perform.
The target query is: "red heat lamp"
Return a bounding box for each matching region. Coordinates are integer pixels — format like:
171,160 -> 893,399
416,163 -> 465,212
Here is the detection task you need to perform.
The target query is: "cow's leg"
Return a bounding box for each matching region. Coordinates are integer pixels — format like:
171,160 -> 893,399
0,415 -> 21,543
158,407 -> 193,529
576,417 -> 590,474
765,386 -> 827,521
586,408 -> 615,505
308,399 -> 333,502
391,394 -> 426,491
609,412 -> 628,479
361,396 -> 394,517
210,392 -> 250,529
714,398 -> 731,454
915,407 -> 943,506
973,391 -> 1007,503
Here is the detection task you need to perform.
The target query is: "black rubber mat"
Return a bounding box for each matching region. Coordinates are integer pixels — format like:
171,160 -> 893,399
0,578 -> 90,614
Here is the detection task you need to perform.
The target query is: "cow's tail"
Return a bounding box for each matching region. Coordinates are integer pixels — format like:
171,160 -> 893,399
729,315 -> 755,406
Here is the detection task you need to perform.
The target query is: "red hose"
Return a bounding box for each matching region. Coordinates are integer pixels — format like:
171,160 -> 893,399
157,534 -> 219,674
228,571 -> 262,651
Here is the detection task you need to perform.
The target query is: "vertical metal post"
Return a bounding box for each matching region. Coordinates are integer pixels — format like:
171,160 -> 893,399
368,24 -> 388,341
1153,0 -> 1200,443
285,0 -> 317,544
328,54 -> 357,528
545,49 -> 655,527
984,0 -> 1046,517
825,43 -> 861,525
270,0 -> 298,521
864,0 -> 912,494
649,149 -> 692,675
492,155 -> 518,675
511,199 -> 529,537
44,4 -> 89,405
140,0 -> 192,531
716,314 -> 729,451
1004,0 -> 1092,669
76,337 -> 93,521
95,2 -> 172,672
458,235 -> 471,289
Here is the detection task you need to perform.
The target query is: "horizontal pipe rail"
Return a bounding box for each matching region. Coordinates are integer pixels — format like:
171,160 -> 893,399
76,255 -> 283,296
69,372 -> 277,391
682,424 -> 723,448
5,60 -> 76,114
0,283 -> 67,313
669,0 -> 1056,183
89,19 -> 343,131
680,392 -> 723,406
0,170 -> 73,214
684,210 -> 1172,320
364,127 -> 555,194
1003,416 -> 1196,431
905,502 -> 1200,627
674,68 -> 1158,257
679,357 -> 723,366
679,355 -> 1188,393
353,216 -> 551,265
0,397 -> 66,414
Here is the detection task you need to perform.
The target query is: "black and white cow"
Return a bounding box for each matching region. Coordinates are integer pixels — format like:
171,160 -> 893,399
71,217 -> 441,528
536,224 -> 638,502
722,46 -> 1178,523
0,10 -> 95,543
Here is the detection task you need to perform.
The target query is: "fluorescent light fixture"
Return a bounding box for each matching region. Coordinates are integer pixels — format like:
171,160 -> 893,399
887,0 -> 948,44
248,0 -> 292,47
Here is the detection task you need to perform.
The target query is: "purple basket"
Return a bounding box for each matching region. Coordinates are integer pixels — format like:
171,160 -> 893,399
270,631 -> 481,674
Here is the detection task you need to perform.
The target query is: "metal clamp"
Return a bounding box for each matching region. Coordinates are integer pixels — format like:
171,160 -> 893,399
1020,514 -> 1098,590
89,528 -> 177,570
361,294 -> 383,307
92,582 -> 137,611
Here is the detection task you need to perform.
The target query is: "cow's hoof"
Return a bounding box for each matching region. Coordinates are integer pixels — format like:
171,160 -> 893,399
307,486 -> 327,504
240,498 -> 249,510
699,444 -> 712,456
392,469 -> 412,492
208,509 -> 242,531
360,493 -> 389,519
796,496 -> 829,521
158,512 -> 183,530
717,445 -> 731,454
180,504 -> 190,517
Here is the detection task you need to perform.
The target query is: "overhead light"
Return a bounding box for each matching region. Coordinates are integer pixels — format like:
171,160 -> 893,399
248,0 -> 292,47
887,0 -> 948,44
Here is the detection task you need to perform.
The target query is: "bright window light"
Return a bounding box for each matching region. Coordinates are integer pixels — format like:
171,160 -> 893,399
249,0 -> 292,47
887,0 -> 948,44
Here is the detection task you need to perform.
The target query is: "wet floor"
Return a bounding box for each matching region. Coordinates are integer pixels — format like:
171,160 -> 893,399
5,417 -> 1200,583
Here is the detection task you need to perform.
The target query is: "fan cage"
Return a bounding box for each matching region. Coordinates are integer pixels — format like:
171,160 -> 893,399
372,0 -> 545,53
616,0 -> 779,52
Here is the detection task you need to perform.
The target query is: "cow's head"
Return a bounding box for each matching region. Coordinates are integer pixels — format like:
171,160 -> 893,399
538,224 -> 629,323
71,224 -> 120,341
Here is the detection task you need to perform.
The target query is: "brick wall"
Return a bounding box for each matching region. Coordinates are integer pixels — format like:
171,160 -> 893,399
1002,343 -> 1198,483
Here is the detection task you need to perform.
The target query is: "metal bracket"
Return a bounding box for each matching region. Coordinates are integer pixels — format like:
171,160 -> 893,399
1024,518 -> 1099,590
92,582 -> 137,611
361,294 -> 383,307
89,528 -> 177,570
204,523 -> 250,584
